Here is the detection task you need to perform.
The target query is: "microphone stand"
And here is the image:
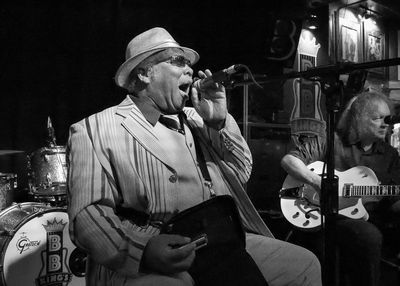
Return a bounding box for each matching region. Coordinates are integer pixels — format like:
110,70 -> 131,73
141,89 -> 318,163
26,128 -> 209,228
231,58 -> 400,87
319,75 -> 340,286
231,57 -> 400,286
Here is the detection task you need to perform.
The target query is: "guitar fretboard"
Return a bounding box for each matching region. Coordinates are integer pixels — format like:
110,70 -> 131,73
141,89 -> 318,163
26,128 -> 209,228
343,184 -> 400,197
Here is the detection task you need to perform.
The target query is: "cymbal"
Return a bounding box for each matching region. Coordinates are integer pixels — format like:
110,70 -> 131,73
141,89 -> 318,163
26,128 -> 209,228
0,150 -> 24,156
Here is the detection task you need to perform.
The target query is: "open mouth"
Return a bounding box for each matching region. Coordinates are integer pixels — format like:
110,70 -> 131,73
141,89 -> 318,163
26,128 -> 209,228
179,83 -> 191,96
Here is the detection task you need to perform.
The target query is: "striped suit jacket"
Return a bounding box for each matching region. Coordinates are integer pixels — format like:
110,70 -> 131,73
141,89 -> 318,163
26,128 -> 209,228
67,95 -> 273,283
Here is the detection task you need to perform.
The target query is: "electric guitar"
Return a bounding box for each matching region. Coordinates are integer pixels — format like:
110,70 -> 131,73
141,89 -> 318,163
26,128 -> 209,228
279,161 -> 400,230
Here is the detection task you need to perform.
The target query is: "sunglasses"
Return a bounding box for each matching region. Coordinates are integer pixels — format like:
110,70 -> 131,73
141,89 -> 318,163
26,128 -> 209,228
165,55 -> 191,67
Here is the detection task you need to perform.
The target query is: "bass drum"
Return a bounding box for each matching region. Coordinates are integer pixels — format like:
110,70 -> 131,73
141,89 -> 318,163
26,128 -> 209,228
0,202 -> 86,286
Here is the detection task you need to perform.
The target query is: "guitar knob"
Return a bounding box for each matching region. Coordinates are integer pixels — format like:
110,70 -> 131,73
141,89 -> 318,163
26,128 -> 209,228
351,208 -> 359,215
292,212 -> 300,218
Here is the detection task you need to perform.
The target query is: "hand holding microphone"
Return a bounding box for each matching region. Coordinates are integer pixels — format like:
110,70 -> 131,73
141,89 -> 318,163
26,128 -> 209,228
190,64 -> 260,129
191,69 -> 229,129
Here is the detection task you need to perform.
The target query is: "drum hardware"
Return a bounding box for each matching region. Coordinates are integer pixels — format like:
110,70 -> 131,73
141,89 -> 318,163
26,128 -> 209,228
0,230 -> 8,236
0,150 -> 24,156
1,229 -> 15,237
29,193 -> 67,208
69,248 -> 87,277
46,116 -> 57,148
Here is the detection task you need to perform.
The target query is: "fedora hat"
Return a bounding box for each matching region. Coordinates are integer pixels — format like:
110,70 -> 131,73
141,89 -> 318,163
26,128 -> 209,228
115,27 -> 199,89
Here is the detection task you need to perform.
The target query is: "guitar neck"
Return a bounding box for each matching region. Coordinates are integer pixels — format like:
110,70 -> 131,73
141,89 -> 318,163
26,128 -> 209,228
344,184 -> 400,197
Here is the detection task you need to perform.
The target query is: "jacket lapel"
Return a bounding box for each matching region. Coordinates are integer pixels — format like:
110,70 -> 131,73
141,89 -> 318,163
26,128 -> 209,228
116,96 -> 175,168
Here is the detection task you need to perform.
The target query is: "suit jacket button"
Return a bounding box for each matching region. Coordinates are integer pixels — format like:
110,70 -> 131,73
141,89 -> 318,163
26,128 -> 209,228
169,174 -> 177,183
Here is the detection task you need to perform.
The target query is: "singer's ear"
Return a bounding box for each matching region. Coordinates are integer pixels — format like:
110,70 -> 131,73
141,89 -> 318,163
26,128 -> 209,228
137,67 -> 151,84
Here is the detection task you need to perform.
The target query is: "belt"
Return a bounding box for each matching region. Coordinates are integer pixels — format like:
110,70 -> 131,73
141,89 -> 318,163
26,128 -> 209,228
115,206 -> 164,228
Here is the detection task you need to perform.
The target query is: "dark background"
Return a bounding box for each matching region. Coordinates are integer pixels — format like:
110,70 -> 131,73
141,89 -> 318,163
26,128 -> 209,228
0,0 -> 310,152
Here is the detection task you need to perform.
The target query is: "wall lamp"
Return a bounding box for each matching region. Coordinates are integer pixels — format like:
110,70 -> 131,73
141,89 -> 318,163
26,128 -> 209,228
357,5 -> 379,24
305,14 -> 319,30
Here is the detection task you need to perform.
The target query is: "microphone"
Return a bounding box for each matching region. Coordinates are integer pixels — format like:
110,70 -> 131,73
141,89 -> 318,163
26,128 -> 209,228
192,65 -> 241,92
384,115 -> 400,125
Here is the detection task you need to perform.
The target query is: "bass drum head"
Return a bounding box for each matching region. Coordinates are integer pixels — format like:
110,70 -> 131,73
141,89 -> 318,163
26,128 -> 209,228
0,203 -> 86,286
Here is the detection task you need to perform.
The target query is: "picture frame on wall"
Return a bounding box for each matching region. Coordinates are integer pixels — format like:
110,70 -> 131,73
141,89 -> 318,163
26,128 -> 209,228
364,28 -> 385,77
339,18 -> 361,63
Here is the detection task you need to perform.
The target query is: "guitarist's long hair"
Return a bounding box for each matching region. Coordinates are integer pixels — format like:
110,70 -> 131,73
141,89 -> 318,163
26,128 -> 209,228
336,91 -> 393,145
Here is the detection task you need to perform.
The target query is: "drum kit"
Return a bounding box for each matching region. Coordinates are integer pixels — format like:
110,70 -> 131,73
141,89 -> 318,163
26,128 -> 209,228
0,118 -> 86,286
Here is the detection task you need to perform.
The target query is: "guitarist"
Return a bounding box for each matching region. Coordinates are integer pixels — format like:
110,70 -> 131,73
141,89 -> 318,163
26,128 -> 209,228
281,91 -> 400,286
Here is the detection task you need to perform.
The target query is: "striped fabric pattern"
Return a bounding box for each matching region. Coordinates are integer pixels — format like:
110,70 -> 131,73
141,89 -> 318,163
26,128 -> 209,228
67,95 -> 273,284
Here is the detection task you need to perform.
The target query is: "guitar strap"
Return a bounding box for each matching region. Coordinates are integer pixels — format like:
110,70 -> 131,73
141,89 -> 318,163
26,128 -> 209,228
188,114 -> 215,197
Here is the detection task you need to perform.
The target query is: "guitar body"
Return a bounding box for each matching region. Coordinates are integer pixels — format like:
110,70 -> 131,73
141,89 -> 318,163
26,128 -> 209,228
280,161 -> 379,230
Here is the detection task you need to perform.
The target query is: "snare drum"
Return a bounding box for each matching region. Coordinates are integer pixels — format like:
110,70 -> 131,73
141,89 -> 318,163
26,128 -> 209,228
28,146 -> 67,204
0,202 -> 86,286
0,173 -> 17,211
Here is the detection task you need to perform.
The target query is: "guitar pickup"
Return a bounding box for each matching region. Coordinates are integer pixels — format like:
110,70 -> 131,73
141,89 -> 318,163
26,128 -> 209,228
279,186 -> 304,198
